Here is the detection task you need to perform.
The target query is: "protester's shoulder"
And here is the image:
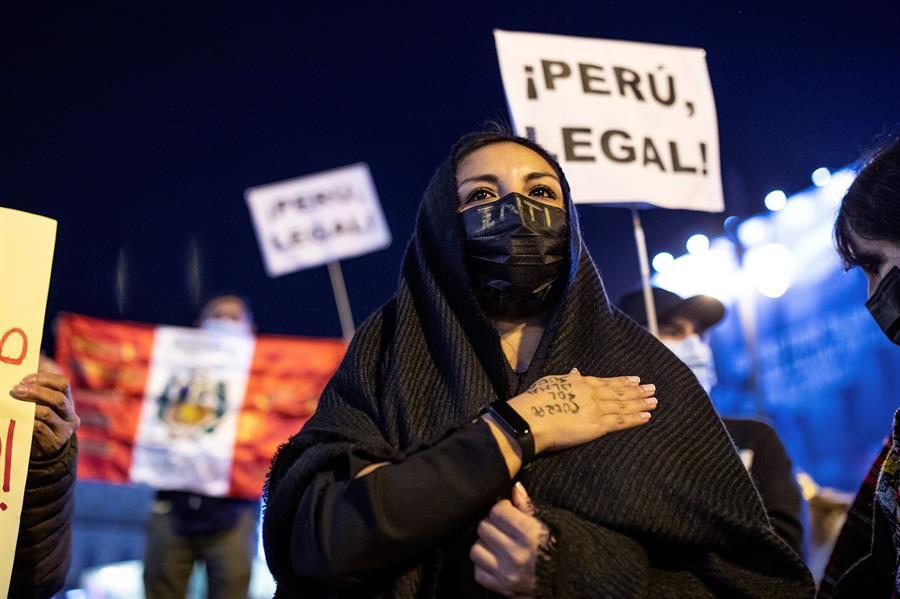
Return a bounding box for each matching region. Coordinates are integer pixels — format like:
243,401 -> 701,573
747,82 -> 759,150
329,298 -> 397,387
352,298 -> 396,342
723,417 -> 790,454
723,417 -> 778,438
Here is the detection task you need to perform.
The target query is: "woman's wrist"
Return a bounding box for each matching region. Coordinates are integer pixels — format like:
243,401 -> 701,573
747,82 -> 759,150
507,395 -> 547,454
481,414 -> 523,478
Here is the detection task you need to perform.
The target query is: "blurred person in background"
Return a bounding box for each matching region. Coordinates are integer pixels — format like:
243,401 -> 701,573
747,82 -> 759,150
819,137 -> 900,598
9,355 -> 79,598
143,294 -> 260,599
618,287 -> 806,558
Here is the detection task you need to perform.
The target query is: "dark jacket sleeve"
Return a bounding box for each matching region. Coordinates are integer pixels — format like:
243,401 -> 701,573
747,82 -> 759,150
534,503 -> 815,599
819,441 -> 889,598
831,491 -> 896,599
9,436 -> 77,599
290,419 -> 510,585
747,422 -> 806,558
724,418 -> 806,558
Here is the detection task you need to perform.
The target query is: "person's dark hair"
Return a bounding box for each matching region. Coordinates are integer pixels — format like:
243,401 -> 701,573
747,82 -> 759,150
451,121 -> 567,188
835,137 -> 900,271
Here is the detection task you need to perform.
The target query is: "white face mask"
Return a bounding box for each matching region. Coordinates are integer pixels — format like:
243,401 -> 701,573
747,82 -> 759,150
662,334 -> 717,394
201,318 -> 252,336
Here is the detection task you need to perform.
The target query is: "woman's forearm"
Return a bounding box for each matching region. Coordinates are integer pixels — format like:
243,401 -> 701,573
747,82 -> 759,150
289,419 -> 512,584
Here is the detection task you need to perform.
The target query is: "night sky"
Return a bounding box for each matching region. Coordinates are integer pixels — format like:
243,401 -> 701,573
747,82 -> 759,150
3,2 -> 899,342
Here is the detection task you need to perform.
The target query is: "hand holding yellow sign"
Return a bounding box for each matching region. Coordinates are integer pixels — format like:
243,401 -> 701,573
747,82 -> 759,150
0,207 -> 57,595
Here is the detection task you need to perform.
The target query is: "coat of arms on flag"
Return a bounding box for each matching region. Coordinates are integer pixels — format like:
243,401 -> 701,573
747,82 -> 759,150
55,313 -> 346,499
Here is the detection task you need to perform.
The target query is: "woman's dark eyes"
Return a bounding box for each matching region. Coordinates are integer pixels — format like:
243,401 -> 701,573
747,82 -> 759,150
530,185 -> 557,199
465,188 -> 495,204
465,185 -> 557,204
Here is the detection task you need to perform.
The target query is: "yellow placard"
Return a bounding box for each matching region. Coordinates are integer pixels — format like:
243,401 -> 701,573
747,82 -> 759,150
0,207 -> 57,595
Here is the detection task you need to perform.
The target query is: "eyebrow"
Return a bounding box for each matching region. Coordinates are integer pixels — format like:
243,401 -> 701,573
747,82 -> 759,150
457,171 -> 560,187
525,171 -> 559,182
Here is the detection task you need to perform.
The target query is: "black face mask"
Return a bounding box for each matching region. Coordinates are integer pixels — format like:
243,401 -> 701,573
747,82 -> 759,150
867,266 -> 900,345
460,192 -> 568,318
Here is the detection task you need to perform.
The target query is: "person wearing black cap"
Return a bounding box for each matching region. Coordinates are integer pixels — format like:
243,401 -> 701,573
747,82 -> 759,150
618,287 -> 806,558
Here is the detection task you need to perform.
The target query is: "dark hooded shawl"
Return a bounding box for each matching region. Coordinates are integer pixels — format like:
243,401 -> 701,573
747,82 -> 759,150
263,135 -> 815,598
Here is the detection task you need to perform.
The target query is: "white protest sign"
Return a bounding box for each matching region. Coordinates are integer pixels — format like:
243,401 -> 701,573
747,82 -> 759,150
129,326 -> 256,496
0,207 -> 56,595
494,30 -> 723,212
245,163 -> 391,277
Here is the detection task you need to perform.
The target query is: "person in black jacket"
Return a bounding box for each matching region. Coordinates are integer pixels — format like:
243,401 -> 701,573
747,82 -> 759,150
262,129 -> 814,597
617,287 -> 807,558
821,136 -> 900,598
8,356 -> 80,598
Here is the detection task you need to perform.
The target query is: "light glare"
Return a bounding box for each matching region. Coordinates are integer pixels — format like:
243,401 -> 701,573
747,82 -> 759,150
686,234 -> 710,255
765,190 -> 787,211
811,167 -> 831,187
652,252 -> 675,273
744,243 -> 794,298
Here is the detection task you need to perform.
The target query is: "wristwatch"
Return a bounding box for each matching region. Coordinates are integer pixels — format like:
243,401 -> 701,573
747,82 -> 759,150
481,400 -> 536,465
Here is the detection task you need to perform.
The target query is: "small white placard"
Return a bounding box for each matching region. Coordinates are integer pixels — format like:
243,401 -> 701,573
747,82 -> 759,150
245,163 -> 391,276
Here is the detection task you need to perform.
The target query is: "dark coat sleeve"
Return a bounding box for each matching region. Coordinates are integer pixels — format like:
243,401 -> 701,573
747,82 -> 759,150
9,435 -> 77,599
534,503 -> 815,599
831,469 -> 897,599
740,422 -> 805,556
289,419 -> 509,585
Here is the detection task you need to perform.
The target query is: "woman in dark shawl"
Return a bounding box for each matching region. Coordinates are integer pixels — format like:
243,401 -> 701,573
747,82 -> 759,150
263,130 -> 814,598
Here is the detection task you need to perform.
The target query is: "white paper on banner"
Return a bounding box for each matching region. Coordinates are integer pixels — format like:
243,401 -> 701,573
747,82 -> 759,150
245,162 -> 392,277
494,30 -> 723,212
0,207 -> 56,595
129,327 -> 256,496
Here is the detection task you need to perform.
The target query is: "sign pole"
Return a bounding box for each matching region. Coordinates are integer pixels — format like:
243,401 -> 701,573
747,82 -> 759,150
630,208 -> 659,338
326,261 -> 356,343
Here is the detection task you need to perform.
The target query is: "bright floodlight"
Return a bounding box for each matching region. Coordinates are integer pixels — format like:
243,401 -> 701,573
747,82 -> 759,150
652,252 -> 675,273
764,190 -> 787,211
745,243 -> 794,298
812,167 -> 832,187
737,216 -> 770,248
686,234 -> 710,255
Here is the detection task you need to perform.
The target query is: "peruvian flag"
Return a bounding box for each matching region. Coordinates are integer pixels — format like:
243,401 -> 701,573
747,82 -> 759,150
55,313 -> 345,499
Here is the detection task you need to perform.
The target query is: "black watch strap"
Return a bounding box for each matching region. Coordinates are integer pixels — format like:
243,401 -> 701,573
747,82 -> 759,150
482,400 -> 536,465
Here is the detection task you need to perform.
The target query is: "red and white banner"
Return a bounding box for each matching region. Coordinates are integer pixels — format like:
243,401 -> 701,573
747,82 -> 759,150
56,313 -> 345,499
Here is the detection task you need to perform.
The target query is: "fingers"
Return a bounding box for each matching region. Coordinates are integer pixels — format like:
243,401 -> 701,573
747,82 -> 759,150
21,372 -> 70,394
31,420 -> 65,458
470,540 -> 500,572
579,374 -> 641,386
35,404 -> 67,432
590,382 -> 655,402
489,499 -> 540,545
478,517 -> 514,558
474,498 -> 545,597
511,482 -> 534,516
600,411 -> 653,433
9,378 -> 72,420
597,396 -> 658,416
31,402 -> 78,458
473,565 -> 507,595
